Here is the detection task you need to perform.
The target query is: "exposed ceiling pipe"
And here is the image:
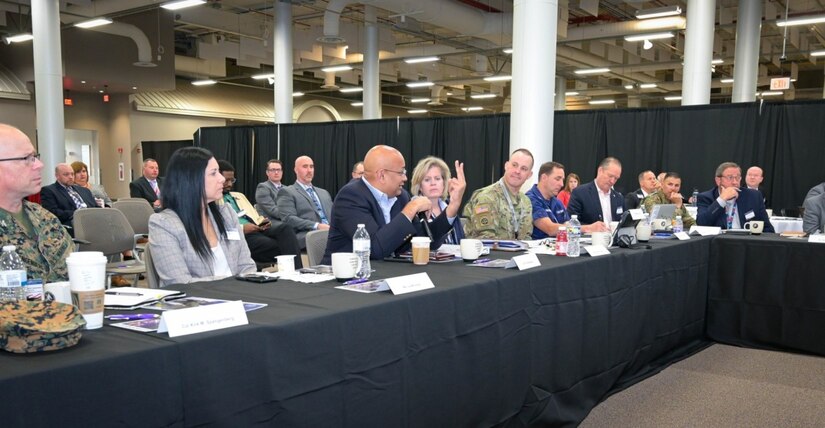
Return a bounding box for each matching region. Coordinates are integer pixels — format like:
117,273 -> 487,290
86,21 -> 156,67
561,16 -> 686,43
320,0 -> 349,44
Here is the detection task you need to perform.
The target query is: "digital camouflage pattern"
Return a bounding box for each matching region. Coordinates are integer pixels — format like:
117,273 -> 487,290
0,201 -> 73,283
463,180 -> 533,240
643,190 -> 697,228
0,298 -> 85,353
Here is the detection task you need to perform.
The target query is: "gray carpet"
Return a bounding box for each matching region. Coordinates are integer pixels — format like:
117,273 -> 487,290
581,344 -> 825,427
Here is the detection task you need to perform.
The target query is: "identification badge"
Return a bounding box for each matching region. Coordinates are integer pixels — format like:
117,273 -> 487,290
745,210 -> 755,220
227,230 -> 241,240
236,210 -> 246,218
616,207 -> 623,214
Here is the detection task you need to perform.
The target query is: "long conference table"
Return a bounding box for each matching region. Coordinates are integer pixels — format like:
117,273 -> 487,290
1,234 -> 822,427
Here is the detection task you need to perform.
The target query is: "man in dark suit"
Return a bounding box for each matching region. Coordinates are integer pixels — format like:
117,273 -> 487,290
130,158 -> 162,211
276,156 -> 333,249
40,163 -> 100,234
322,145 -> 466,263
624,170 -> 659,210
697,162 -> 774,233
745,165 -> 768,206
568,157 -> 625,232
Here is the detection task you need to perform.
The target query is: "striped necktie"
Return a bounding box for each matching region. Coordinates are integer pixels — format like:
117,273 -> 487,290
306,187 -> 329,224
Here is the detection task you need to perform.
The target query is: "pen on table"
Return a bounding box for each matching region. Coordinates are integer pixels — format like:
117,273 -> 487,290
343,278 -> 368,285
472,258 -> 491,264
105,291 -> 142,296
105,313 -> 159,321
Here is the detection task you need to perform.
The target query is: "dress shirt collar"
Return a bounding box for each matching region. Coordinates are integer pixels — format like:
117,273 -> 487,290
361,177 -> 397,224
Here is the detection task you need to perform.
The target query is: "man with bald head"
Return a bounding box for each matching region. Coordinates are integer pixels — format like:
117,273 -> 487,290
276,155 -> 333,248
323,145 -> 466,263
746,165 -> 768,205
0,124 -> 73,282
41,162 -> 100,234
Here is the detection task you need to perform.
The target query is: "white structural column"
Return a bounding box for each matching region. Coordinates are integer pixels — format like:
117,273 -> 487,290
732,0 -> 761,103
511,0 -> 558,180
363,6 -> 381,119
681,0 -> 716,105
30,0 -> 65,176
554,76 -> 566,110
274,0 -> 293,123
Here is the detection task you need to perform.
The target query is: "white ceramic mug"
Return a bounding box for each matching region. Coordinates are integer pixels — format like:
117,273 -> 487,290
745,220 -> 764,235
651,218 -> 669,231
460,239 -> 484,261
331,252 -> 359,281
591,231 -> 613,248
276,255 -> 296,273
66,251 -> 107,330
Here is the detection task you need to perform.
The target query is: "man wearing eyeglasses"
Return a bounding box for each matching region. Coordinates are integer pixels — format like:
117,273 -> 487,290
255,159 -> 284,220
0,124 -> 73,283
696,162 -> 774,232
40,163 -> 100,235
276,156 -> 333,249
322,145 -> 466,263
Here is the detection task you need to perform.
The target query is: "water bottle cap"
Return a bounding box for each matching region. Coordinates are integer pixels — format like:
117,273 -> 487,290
2,245 -> 15,252
357,224 -> 365,228
571,215 -> 577,219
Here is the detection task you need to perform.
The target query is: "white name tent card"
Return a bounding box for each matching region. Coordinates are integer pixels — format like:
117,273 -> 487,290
512,253 -> 541,270
674,231 -> 691,240
628,208 -> 645,221
158,300 -> 248,337
809,234 -> 825,244
385,272 -> 435,295
583,245 -> 611,257
689,226 -> 721,236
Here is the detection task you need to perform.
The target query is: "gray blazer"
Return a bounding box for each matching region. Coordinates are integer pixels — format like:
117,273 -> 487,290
276,183 -> 333,246
148,204 -> 256,287
255,181 -> 283,220
803,182 -> 825,234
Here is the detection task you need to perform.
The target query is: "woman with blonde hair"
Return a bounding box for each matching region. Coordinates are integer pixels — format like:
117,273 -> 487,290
410,156 -> 465,244
70,161 -> 111,207
557,172 -> 580,208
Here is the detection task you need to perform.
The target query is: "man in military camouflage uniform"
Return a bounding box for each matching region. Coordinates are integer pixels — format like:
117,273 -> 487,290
643,172 -> 696,229
0,124 -> 73,283
463,149 -> 534,239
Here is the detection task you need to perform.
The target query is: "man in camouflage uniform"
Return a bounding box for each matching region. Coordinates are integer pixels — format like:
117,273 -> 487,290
643,172 -> 696,229
463,149 -> 534,239
0,124 -> 73,283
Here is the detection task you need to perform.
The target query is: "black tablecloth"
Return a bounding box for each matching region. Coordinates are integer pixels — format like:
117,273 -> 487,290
0,238 -> 711,427
707,234 -> 825,356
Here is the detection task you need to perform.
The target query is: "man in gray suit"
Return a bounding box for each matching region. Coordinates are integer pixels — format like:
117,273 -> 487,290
255,159 -> 284,220
803,182 -> 825,235
277,155 -> 333,248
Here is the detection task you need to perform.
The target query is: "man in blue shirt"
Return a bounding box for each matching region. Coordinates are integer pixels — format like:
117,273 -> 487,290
527,162 -> 572,239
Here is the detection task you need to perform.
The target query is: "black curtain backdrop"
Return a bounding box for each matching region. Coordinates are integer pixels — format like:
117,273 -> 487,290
194,100 -> 825,213
140,139 -> 192,177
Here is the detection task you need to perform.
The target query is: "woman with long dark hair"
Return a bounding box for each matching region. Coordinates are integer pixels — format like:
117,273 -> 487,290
148,147 -> 255,287
557,173 -> 580,208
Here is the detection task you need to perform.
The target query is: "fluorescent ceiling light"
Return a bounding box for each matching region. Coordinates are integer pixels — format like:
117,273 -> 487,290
191,79 -> 216,86
711,58 -> 724,65
640,83 -> 657,89
636,6 -> 682,20
406,81 -> 435,88
292,92 -> 305,97
462,106 -> 483,112
503,48 -> 513,54
720,78 -> 734,83
588,100 -> 615,105
252,73 -> 275,80
624,32 -> 674,42
811,50 -> 825,57
321,65 -> 352,73
575,67 -> 610,75
74,17 -> 113,29
484,75 -> 512,82
410,98 -> 431,103
351,102 -> 364,107
776,14 -> 825,27
664,96 -> 682,101
761,91 -> 783,96
624,84 -> 634,90
5,33 -> 33,43
471,93 -> 497,99
408,109 -> 428,114
565,91 -> 579,96
404,56 -> 440,64
339,87 -> 363,93
161,0 -> 206,10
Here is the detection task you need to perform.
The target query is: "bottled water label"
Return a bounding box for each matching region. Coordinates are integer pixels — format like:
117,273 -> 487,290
353,239 -> 370,252
0,270 -> 26,288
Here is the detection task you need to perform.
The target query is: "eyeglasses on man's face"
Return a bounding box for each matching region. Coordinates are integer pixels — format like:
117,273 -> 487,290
383,168 -> 407,177
0,152 -> 40,165
718,175 -> 741,181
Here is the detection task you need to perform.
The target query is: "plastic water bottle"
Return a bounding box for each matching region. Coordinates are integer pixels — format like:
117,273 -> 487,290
353,224 -> 371,280
555,227 -> 568,256
567,216 -> 581,258
0,245 -> 27,301
672,215 -> 684,234
692,189 -> 699,207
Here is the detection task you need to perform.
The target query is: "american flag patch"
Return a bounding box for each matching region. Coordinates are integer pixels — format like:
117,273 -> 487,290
475,205 -> 489,214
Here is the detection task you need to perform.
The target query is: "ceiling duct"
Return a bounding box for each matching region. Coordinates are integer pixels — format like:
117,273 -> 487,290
320,72 -> 339,89
86,21 -> 156,67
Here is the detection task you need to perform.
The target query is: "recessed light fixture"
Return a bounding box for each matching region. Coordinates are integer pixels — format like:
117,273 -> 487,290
410,98 -> 431,103
588,99 -> 615,105
5,33 -> 33,43
711,58 -> 724,65
321,65 -> 353,73
624,84 -> 634,90
664,96 -> 682,101
191,79 -> 217,86
565,91 -> 579,96
503,48 -> 513,54
132,86 -> 137,90
461,106 -> 483,112
252,73 -> 275,80
776,14 -> 825,27
408,109 -> 428,114
406,81 -> 435,88
351,102 -> 364,107
484,75 -> 512,82
640,83 -> 657,89
404,56 -> 440,64
811,50 -> 825,57
339,87 -> 364,93
292,92 -> 305,97
81,80 -> 87,84
74,17 -> 113,29
720,78 -> 734,83
445,91 -> 454,96
635,6 -> 682,20
575,67 -> 610,75
161,0 -> 206,10
761,91 -> 783,96
471,93 -> 497,99
624,32 -> 674,42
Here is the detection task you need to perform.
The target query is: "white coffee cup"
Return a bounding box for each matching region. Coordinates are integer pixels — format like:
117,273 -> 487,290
411,237 -> 431,265
460,239 -> 484,261
276,255 -> 296,273
44,281 -> 72,305
636,222 -> 652,242
331,252 -> 359,281
651,218 -> 669,231
66,251 -> 107,329
591,231 -> 613,248
745,220 -> 764,235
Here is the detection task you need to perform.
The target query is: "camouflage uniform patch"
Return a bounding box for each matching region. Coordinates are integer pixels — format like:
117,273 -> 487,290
643,190 -> 697,229
463,181 -> 533,239
0,201 -> 73,282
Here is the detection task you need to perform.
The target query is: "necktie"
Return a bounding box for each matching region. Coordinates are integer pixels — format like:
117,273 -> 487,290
150,180 -> 160,197
66,186 -> 87,209
306,187 -> 329,224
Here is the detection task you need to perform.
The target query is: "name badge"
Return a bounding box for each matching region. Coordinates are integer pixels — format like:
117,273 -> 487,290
227,230 -> 241,240
616,207 -> 623,214
236,210 -> 246,218
745,210 -> 755,220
